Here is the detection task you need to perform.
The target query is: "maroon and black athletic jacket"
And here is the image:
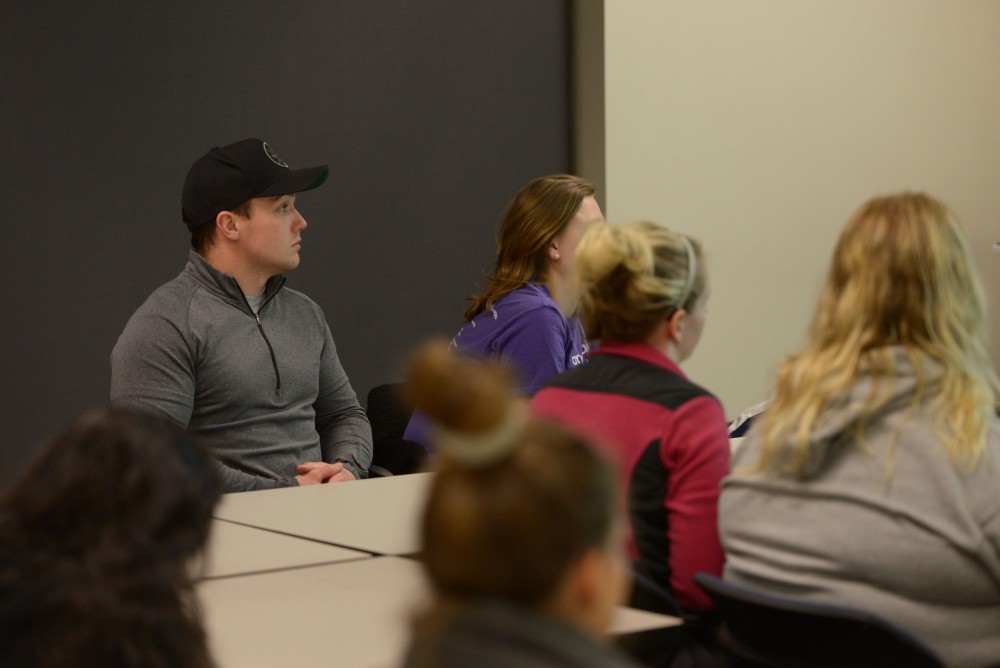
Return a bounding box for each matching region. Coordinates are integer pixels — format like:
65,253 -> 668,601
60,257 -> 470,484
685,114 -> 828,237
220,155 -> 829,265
532,340 -> 729,613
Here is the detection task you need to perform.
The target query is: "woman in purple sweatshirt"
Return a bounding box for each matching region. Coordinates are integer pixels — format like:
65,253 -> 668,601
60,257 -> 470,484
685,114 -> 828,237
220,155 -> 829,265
404,175 -> 604,450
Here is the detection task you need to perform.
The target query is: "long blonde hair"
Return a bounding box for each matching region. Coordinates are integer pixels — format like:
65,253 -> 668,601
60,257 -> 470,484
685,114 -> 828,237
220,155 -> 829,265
575,221 -> 704,342
757,192 -> 999,475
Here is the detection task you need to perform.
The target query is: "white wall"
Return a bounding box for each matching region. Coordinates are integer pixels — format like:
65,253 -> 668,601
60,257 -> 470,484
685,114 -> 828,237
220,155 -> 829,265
577,0 -> 1000,416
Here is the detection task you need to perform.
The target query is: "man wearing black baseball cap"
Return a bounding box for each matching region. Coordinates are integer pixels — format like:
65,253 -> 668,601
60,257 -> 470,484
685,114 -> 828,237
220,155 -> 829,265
111,139 -> 372,492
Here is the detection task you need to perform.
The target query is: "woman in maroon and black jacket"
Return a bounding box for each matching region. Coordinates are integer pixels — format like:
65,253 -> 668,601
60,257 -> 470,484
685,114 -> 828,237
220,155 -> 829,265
532,221 -> 729,616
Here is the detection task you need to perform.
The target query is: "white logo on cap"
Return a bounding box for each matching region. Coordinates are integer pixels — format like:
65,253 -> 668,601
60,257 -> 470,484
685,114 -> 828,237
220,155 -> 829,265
262,142 -> 289,168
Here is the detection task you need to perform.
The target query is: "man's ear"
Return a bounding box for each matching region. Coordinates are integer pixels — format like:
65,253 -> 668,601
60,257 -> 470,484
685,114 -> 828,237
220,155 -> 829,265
216,211 -> 240,242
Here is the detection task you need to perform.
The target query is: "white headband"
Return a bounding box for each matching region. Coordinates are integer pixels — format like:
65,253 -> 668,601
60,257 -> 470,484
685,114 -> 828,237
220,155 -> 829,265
432,403 -> 527,468
675,234 -> 697,309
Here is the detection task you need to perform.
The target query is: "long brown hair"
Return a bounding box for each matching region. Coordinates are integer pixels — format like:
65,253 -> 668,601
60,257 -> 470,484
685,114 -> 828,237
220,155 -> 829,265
465,175 -> 596,321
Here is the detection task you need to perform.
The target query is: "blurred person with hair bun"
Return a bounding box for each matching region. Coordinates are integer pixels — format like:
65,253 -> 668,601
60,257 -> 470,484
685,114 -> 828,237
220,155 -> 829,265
0,407 -> 221,668
720,193 -> 1000,667
401,340 -> 640,668
532,221 -> 729,617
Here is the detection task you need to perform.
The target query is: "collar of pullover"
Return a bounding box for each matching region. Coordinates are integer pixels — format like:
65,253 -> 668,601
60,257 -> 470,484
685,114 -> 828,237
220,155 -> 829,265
591,339 -> 688,378
185,249 -> 286,312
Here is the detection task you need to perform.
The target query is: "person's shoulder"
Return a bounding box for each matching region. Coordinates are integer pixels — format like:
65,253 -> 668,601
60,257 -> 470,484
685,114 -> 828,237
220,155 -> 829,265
497,283 -> 556,308
664,383 -> 728,440
465,286 -> 561,334
128,272 -> 200,319
276,285 -> 318,306
274,286 -> 326,317
496,285 -> 564,323
270,286 -> 330,332
570,350 -> 716,409
681,381 -> 725,412
114,276 -> 202,355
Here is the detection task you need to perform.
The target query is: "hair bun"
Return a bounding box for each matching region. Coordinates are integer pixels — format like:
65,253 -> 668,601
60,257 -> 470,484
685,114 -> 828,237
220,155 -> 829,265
406,339 -> 523,466
433,403 -> 527,468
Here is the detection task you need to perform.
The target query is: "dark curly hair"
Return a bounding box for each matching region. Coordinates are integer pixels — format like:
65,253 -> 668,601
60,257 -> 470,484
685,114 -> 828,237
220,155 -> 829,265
0,407 -> 221,667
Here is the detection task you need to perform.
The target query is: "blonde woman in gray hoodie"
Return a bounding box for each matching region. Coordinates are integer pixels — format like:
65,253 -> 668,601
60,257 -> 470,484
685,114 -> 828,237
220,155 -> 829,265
720,193 -> 1000,667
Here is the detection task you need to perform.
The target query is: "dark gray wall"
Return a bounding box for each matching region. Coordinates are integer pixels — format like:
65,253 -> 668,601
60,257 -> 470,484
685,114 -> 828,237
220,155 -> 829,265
0,2 -> 571,486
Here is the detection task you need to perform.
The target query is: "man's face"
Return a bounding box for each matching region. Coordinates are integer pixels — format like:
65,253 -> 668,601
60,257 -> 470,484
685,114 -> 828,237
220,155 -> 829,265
237,194 -> 308,277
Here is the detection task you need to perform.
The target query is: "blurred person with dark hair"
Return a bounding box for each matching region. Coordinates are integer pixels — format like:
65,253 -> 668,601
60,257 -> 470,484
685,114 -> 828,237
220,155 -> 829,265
0,407 -> 221,668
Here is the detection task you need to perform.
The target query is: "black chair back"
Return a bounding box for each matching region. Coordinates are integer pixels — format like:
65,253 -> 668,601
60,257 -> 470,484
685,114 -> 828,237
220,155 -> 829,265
629,568 -> 684,617
366,383 -> 412,441
694,573 -> 944,668
365,383 -> 428,475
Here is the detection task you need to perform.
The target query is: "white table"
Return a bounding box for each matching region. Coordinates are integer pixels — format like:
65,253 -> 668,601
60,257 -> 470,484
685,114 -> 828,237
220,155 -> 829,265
199,556 -> 681,668
213,472 -> 433,555
201,519 -> 370,579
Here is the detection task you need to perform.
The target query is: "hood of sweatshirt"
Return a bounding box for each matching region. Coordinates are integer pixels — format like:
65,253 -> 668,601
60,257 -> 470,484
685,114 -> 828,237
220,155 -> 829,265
791,345 -> 943,479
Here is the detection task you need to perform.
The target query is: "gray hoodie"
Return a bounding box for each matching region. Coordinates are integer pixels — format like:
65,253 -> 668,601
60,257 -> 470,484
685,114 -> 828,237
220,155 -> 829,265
111,251 -> 372,492
720,346 -> 1000,667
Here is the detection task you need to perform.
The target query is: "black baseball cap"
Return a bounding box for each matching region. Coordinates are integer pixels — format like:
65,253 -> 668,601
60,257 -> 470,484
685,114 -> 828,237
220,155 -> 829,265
181,138 -> 329,230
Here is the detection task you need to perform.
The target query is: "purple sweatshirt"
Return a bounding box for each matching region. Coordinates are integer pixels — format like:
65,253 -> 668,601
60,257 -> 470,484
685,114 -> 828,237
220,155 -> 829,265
403,283 -> 588,449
